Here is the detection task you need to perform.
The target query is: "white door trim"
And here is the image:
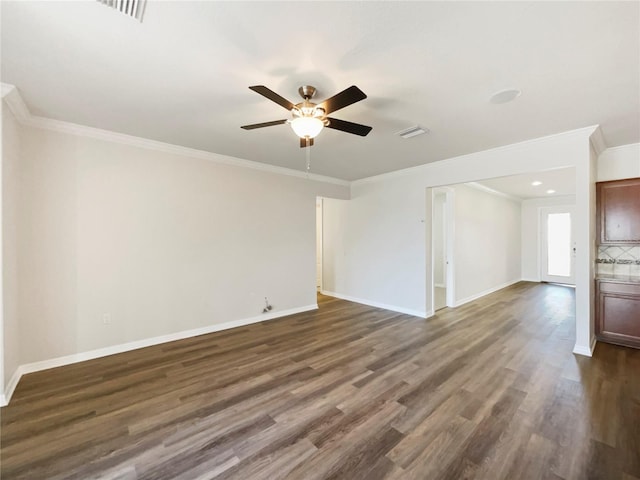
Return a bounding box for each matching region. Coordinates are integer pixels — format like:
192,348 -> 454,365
431,187 -> 455,313
540,206 -> 576,285
316,197 -> 323,292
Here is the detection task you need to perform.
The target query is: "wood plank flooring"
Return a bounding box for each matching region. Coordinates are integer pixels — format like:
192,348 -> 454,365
1,282 -> 639,479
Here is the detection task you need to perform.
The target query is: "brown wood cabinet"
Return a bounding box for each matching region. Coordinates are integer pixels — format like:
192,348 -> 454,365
596,178 -> 640,244
596,279 -> 640,349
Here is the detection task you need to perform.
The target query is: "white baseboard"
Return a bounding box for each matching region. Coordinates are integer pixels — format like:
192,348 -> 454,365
520,277 -> 540,283
321,290 -> 428,318
453,279 -> 522,307
573,337 -> 597,357
1,304 -> 317,407
1,367 -> 23,406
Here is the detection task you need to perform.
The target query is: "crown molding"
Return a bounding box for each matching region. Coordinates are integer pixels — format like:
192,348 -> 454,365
1,83 -> 16,98
465,182 -> 521,202
352,125 -> 600,187
599,142 -> 640,156
1,83 -> 31,123
27,115 -> 350,186
1,83 -> 350,187
588,125 -> 607,157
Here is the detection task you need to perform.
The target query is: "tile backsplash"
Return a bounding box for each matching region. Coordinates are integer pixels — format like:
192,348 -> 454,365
597,245 -> 640,276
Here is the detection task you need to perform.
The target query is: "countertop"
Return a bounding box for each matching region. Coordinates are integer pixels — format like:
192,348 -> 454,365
596,274 -> 640,284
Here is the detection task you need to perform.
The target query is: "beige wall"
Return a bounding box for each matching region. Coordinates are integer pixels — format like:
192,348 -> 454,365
14,122 -> 348,367
432,192 -> 446,287
321,198 -> 348,295
2,106 -> 22,394
597,143 -> 640,181
322,183 -> 522,313
453,184 -> 522,304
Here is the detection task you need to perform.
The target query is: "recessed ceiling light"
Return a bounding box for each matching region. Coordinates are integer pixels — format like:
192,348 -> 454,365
546,189 -> 556,194
490,88 -> 522,104
531,181 -> 542,186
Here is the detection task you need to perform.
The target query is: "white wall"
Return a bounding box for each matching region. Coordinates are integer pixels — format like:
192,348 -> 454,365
315,199 -> 322,289
14,123 -> 349,368
2,106 -> 21,397
329,127 -> 595,353
432,192 -> 446,287
452,184 -> 521,305
327,177 -> 429,316
521,194 -> 576,282
597,143 -> 640,181
321,198 -> 348,295
586,143 -> 598,346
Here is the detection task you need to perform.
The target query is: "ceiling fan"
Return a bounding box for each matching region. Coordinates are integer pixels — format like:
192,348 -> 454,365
241,85 -> 372,148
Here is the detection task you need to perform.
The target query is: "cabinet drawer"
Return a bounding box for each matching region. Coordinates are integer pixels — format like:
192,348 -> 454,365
596,280 -> 640,349
600,294 -> 640,338
598,281 -> 640,296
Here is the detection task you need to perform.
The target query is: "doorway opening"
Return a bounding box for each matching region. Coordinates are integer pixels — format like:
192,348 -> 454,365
316,197 -> 323,292
431,187 -> 455,313
540,206 -> 576,285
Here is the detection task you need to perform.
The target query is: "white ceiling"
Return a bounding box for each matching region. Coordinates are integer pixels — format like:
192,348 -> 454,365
2,1 -> 638,181
477,167 -> 576,200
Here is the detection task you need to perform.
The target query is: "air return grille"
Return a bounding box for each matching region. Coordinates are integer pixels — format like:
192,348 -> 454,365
97,0 -> 146,22
396,125 -> 429,139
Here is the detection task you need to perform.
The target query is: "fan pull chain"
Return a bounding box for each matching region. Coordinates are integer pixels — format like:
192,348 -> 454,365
306,139 -> 311,175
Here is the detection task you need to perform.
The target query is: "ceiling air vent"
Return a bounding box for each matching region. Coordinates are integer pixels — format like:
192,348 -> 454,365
396,125 -> 429,139
97,0 -> 146,22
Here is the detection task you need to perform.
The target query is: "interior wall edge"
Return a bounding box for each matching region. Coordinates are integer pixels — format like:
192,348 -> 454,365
1,363 -> 21,407
573,337 -> 598,357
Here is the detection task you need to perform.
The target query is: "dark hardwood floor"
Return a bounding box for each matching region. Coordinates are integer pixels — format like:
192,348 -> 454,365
1,282 -> 639,479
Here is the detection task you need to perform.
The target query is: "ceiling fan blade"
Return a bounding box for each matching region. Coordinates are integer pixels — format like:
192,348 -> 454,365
300,137 -> 314,148
249,85 -> 295,111
326,117 -> 372,137
241,119 -> 288,130
321,86 -> 367,114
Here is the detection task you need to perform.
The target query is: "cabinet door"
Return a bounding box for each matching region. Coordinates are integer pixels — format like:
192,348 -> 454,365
597,178 -> 640,244
596,282 -> 640,349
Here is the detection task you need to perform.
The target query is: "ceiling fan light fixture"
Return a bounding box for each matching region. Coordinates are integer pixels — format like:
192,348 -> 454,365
242,84 -> 371,146
289,116 -> 325,139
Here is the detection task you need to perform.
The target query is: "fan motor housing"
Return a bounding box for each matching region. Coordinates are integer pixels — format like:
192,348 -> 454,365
298,85 -> 317,99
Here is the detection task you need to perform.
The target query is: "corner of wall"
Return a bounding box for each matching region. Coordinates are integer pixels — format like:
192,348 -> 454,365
2,366 -> 23,406
588,125 -> 606,158
573,337 -> 597,357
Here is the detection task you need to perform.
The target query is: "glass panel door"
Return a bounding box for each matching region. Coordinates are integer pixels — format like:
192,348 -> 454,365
540,207 -> 575,284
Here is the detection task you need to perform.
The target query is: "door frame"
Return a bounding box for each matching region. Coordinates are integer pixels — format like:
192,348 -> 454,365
539,205 -> 576,285
431,187 -> 455,313
316,197 -> 323,292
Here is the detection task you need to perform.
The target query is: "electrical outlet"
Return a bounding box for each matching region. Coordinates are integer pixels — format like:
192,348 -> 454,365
262,297 -> 273,313
102,313 -> 111,325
